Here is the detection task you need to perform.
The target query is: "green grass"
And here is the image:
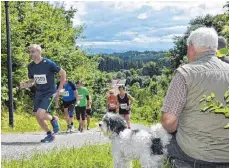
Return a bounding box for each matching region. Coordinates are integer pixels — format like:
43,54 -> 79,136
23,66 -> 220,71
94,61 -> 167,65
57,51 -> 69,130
2,144 -> 171,168
131,117 -> 153,126
1,110 -> 99,133
1,109 -> 154,133
131,114 -> 160,126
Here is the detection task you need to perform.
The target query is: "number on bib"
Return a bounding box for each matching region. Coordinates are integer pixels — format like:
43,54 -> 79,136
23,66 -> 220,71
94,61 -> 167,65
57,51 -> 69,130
63,91 -> 69,97
109,104 -> 115,108
34,74 -> 47,84
120,104 -> 128,110
78,95 -> 83,100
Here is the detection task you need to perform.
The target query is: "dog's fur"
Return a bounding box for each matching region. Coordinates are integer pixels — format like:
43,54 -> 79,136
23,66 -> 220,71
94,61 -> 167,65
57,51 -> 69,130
99,113 -> 171,168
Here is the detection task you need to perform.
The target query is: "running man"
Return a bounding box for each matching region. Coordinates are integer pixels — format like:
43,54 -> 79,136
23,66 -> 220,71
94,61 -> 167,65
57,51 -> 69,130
117,85 -> 134,129
107,90 -> 117,113
56,80 -> 78,133
20,44 -> 66,143
75,80 -> 90,132
86,95 -> 92,130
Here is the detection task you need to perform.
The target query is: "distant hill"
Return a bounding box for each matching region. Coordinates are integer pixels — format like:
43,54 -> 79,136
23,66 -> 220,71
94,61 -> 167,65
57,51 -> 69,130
91,50 -> 170,72
102,50 -> 166,63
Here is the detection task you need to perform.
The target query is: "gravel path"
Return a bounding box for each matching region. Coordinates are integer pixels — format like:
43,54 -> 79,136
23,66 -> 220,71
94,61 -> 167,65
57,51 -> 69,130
1,123 -> 150,160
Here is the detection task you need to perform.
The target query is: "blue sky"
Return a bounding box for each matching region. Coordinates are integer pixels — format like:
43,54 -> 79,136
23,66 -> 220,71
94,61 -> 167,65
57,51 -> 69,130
60,0 -> 227,54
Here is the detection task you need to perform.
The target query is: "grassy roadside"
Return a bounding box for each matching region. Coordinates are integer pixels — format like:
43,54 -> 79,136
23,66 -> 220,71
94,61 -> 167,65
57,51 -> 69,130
131,118 -> 153,126
2,144 -> 171,168
1,144 -> 133,168
1,111 -> 100,133
1,108 -> 154,133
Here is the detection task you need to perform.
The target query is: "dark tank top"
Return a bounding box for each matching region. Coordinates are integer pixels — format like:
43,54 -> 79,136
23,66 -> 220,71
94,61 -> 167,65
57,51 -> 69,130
117,93 -> 129,114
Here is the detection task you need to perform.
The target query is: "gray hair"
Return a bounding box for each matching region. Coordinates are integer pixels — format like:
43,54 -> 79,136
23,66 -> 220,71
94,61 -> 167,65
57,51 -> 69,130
187,27 -> 218,51
218,36 -> 227,50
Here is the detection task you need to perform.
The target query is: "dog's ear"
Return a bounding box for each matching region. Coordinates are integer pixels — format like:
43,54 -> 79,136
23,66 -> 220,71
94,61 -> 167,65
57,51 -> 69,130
109,116 -> 127,134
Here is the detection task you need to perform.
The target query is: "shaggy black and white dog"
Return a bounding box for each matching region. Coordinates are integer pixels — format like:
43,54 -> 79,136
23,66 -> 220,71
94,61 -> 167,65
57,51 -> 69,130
99,113 -> 171,168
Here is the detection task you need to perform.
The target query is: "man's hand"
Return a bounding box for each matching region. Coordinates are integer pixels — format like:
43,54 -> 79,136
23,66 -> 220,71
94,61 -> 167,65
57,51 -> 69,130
19,79 -> 34,89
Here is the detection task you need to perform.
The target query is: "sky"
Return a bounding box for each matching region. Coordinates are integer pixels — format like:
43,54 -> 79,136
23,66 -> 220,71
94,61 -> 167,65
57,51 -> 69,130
56,0 -> 227,54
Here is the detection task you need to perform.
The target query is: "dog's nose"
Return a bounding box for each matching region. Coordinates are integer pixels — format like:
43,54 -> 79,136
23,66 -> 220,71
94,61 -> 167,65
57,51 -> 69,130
99,123 -> 102,127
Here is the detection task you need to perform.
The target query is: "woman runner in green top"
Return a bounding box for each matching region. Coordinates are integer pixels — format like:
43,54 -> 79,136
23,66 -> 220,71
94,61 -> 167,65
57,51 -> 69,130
75,80 -> 90,132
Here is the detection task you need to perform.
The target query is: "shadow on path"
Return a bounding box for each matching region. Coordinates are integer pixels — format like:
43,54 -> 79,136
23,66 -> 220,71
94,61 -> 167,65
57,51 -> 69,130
2,142 -> 41,146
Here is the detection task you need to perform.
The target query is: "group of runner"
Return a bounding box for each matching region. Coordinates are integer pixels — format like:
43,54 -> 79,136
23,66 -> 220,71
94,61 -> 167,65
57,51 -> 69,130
19,44 -> 92,142
106,86 -> 134,129
19,44 -> 134,143
55,80 -> 92,133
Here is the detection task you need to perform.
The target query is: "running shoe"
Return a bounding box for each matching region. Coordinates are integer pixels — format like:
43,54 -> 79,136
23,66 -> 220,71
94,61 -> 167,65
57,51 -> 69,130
41,134 -> 55,143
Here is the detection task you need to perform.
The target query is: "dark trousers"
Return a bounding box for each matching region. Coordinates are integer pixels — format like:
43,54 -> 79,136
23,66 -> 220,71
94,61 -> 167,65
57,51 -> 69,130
167,134 -> 229,168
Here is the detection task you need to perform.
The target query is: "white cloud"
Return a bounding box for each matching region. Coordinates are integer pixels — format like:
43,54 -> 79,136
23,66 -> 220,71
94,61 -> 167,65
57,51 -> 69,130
116,26 -> 187,38
138,13 -> 148,19
61,1 -> 227,27
62,0 -> 227,52
109,1 -> 227,20
133,33 -> 183,43
57,1 -> 87,26
147,1 -> 193,11
64,1 -> 87,15
114,1 -> 148,11
171,1 -> 227,21
133,36 -> 159,43
116,31 -> 138,37
78,32 -> 183,47
162,34 -> 183,39
161,25 -> 187,30
146,25 -> 188,32
77,40 -> 131,46
146,0 -> 227,11
72,16 -> 84,26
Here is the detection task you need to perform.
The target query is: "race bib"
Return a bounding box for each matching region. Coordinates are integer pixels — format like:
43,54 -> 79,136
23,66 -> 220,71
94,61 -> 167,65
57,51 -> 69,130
63,91 -> 69,97
120,103 -> 128,110
34,74 -> 47,84
109,104 -> 115,108
78,95 -> 83,100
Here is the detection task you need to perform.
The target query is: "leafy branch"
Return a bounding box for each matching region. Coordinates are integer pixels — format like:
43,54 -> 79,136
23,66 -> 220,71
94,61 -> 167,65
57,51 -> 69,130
217,47 -> 229,59
200,88 -> 229,129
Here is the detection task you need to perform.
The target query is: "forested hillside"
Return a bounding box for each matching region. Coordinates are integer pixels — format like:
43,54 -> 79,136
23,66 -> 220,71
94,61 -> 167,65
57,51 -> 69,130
95,51 -> 169,72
